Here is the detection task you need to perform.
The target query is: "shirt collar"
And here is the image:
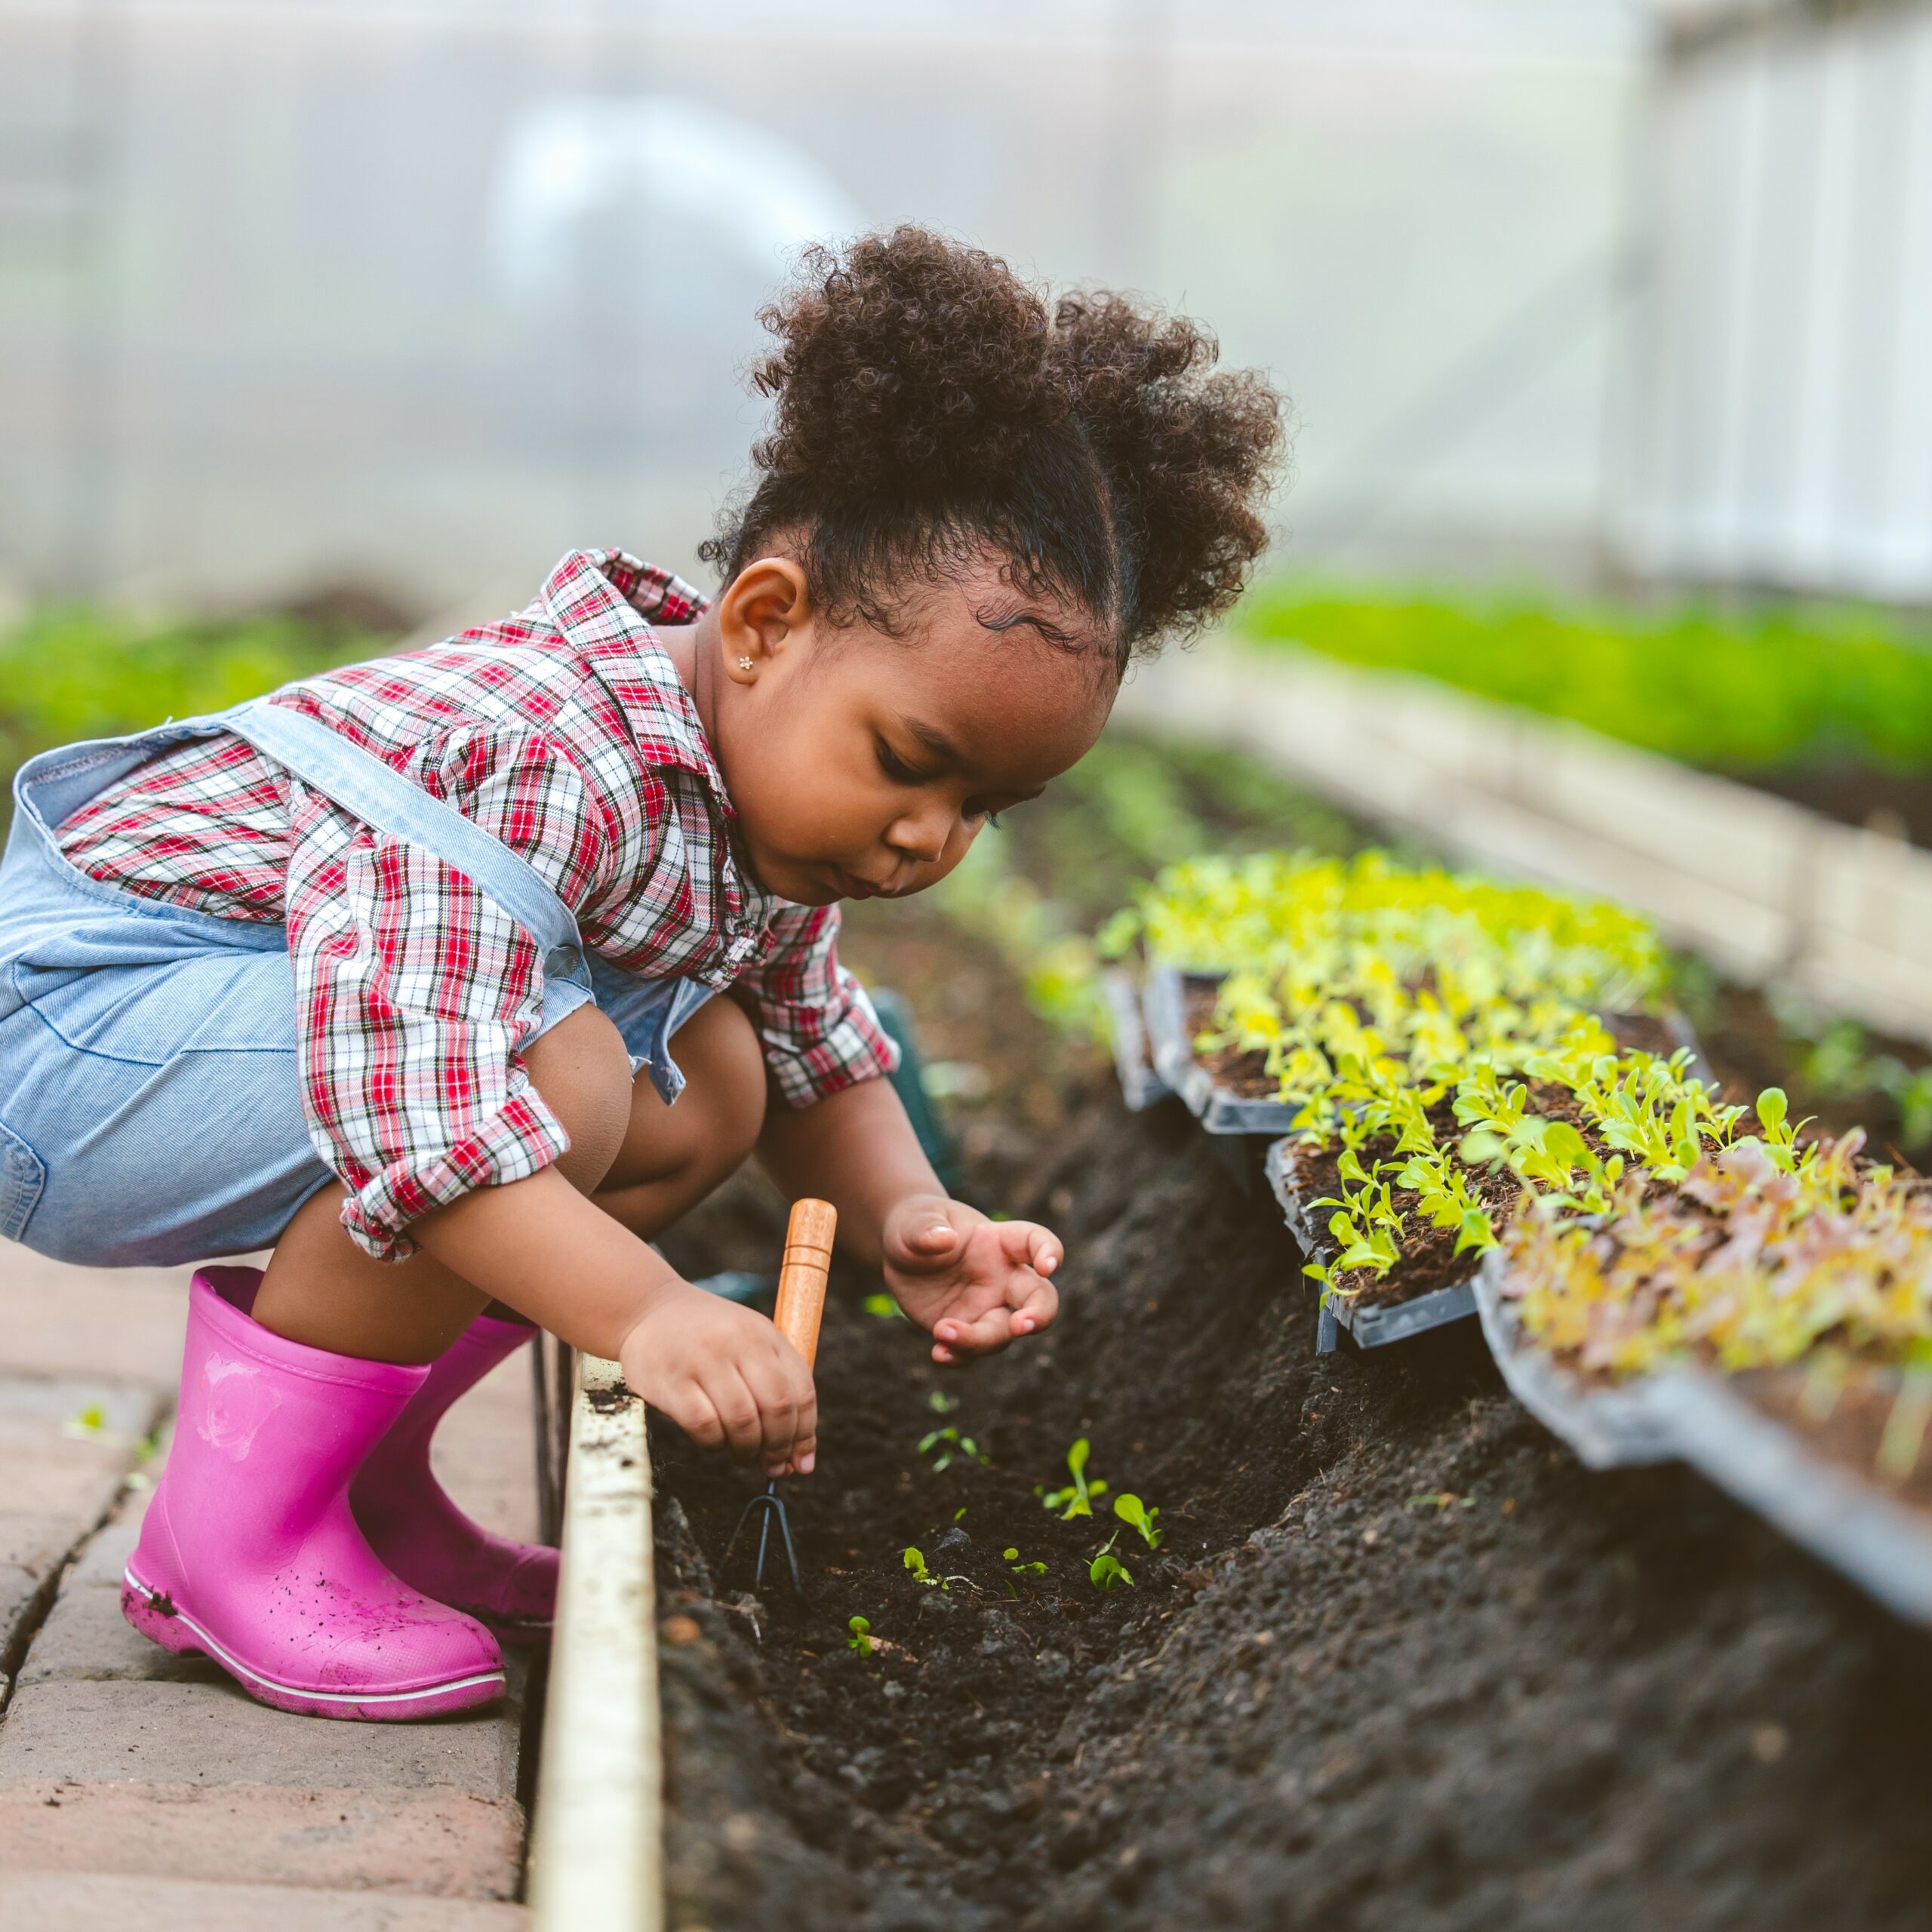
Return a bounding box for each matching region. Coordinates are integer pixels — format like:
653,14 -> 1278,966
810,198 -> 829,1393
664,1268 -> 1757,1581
537,547 -> 731,807
537,548 -> 778,939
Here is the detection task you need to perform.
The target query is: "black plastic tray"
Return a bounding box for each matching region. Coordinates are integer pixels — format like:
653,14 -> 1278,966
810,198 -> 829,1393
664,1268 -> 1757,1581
1472,1254 -> 1676,1468
1140,964 -> 1304,1136
1657,1370 -> 1932,1628
1264,1137 -> 1478,1353
1102,968 -> 1172,1113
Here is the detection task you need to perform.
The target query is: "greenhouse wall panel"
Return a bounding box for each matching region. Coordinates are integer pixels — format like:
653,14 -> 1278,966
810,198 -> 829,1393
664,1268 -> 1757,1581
1623,2 -> 1932,600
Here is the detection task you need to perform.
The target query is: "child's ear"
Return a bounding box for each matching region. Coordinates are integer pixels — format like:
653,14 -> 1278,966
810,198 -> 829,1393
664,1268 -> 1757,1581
719,557 -> 811,684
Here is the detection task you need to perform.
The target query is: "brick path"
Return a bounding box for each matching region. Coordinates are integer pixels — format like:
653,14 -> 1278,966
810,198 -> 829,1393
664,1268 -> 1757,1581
0,1250 -> 537,1927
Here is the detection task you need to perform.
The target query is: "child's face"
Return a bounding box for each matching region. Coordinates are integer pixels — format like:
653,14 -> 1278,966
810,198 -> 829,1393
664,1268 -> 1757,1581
709,555 -> 1115,908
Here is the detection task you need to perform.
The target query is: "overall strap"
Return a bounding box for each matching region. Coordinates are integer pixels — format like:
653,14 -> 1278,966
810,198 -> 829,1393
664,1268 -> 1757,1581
228,700 -> 589,986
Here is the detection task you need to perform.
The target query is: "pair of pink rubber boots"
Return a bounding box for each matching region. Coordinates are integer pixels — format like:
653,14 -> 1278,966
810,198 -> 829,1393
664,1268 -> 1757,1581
120,1266 -> 553,1721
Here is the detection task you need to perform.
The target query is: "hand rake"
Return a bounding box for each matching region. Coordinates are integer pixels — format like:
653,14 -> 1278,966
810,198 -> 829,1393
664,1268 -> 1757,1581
724,1196 -> 835,1601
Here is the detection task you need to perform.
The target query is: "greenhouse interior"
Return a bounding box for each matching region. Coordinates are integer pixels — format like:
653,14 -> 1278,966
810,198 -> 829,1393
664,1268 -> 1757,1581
5,2 -> 1932,1929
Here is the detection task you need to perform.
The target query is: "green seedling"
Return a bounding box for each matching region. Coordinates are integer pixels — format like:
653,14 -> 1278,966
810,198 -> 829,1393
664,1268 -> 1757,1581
863,1294 -> 906,1320
1112,1493 -> 1163,1549
918,1426 -> 987,1473
1001,1545 -> 1048,1598
1089,1548 -> 1134,1592
928,1390 -> 958,1414
847,1615 -> 875,1657
902,1546 -> 971,1592
1038,1437 -> 1108,1519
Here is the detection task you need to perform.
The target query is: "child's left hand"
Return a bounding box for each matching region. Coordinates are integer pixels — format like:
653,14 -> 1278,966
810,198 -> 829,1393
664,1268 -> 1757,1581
883,1195 -> 1062,1364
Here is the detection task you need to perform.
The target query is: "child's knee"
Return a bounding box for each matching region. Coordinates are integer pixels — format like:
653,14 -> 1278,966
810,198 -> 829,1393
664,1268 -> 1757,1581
525,1004 -> 633,1192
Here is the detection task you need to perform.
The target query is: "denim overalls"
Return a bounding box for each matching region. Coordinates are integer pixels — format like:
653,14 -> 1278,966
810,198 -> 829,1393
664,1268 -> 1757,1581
0,698 -> 712,1267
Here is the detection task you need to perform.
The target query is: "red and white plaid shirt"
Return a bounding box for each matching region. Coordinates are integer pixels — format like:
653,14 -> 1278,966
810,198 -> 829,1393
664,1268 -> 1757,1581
57,549 -> 897,1260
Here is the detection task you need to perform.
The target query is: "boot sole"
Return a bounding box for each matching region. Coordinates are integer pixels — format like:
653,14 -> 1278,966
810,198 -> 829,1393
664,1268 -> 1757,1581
122,1571 -> 507,1722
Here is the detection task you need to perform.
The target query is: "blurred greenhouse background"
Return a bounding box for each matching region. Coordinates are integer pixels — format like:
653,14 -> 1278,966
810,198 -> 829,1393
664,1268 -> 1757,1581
3,0 -> 1931,774
3,0 -> 1649,614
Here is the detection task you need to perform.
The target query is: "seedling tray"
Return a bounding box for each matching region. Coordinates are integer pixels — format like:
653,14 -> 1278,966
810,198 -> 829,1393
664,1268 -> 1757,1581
1102,968 -> 1171,1113
1264,1137 -> 1477,1353
1140,964 -> 1306,1136
1656,1371 -> 1932,1629
1472,1254 -> 1676,1469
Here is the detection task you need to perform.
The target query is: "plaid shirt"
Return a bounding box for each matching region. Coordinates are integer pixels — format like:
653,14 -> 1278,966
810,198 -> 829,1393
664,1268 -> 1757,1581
57,549 -> 898,1261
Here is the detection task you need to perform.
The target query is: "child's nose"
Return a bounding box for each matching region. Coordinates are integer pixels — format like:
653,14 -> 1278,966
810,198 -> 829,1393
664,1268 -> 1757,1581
887,804 -> 952,865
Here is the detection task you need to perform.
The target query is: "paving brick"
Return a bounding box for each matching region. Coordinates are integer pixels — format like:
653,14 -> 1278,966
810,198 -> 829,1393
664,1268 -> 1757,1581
18,1569 -> 226,1688
0,1253 -> 191,1385
0,1870 -> 531,1931
0,1678 -> 525,1793
0,1782 -> 525,1898
0,1558 -> 48,1652
0,1375 -> 159,1433
62,1491 -> 149,1591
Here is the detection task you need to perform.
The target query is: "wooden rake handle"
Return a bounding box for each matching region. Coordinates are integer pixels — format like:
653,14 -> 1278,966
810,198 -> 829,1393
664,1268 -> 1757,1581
773,1198 -> 836,1371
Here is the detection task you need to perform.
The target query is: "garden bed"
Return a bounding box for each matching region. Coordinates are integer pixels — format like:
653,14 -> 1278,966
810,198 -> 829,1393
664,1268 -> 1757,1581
648,1094 -> 1932,1932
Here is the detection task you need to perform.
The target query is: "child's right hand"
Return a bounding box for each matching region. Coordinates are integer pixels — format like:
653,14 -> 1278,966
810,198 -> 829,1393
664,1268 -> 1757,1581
617,1281 -> 818,1479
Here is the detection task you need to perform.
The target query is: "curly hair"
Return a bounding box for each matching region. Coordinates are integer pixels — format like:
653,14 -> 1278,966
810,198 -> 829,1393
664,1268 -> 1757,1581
700,228 -> 1287,672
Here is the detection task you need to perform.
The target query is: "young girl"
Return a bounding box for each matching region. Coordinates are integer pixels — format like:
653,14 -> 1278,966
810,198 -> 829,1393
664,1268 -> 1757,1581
0,229 -> 1282,1720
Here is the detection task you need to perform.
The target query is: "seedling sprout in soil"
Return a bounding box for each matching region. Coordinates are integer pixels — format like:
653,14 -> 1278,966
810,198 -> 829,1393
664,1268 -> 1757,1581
1038,1436 -> 1107,1518
1112,1493 -> 1164,1549
917,1426 -> 986,1472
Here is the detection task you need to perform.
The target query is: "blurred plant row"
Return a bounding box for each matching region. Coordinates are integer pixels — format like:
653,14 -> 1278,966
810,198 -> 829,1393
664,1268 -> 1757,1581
1235,579 -> 1932,775
0,603 -> 390,822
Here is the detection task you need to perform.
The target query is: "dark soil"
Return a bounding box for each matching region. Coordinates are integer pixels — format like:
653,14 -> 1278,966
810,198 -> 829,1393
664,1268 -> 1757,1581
652,1091 -> 1932,1932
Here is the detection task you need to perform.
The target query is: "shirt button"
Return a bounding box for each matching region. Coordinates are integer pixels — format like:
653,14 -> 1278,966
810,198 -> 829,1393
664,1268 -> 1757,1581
543,944 -> 582,978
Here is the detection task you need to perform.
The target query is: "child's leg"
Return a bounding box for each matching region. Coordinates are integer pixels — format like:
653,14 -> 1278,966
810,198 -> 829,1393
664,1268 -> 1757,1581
254,1003 -> 635,1363
593,993 -> 768,1239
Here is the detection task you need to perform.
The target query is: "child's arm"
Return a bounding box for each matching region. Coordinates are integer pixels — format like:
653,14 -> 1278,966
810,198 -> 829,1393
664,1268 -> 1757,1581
757,1076 -> 1062,1365
417,1169 -> 817,1477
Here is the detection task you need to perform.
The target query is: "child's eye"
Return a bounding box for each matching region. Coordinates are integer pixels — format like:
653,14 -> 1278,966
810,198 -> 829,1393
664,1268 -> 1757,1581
876,741 -> 924,786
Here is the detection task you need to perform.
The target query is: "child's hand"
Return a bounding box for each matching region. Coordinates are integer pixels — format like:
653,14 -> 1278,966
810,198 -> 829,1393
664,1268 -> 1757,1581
883,1195 -> 1062,1364
617,1281 -> 818,1478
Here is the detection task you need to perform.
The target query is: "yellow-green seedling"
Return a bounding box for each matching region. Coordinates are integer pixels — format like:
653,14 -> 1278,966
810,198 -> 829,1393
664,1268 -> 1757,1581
1038,1437 -> 1108,1519
863,1294 -> 906,1320
928,1390 -> 958,1414
847,1615 -> 875,1657
917,1426 -> 988,1473
1089,1548 -> 1134,1591
1112,1493 -> 1163,1549
62,1403 -> 107,1439
902,1545 -> 971,1592
1003,1546 -> 1048,1576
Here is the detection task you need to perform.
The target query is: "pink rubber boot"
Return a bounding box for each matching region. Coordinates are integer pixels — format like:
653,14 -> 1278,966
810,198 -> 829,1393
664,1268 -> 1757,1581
351,1313 -> 558,1645
122,1266 -> 507,1721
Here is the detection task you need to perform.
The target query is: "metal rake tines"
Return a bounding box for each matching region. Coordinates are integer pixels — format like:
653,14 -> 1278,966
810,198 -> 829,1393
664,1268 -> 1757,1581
725,1480 -> 804,1601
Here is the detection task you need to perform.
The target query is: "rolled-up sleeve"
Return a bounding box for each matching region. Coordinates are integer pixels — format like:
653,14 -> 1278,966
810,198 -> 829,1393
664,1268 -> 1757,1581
740,903 -> 900,1108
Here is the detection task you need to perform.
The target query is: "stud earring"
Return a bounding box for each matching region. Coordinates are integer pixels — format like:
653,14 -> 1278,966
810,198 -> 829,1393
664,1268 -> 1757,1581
736,656 -> 753,672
